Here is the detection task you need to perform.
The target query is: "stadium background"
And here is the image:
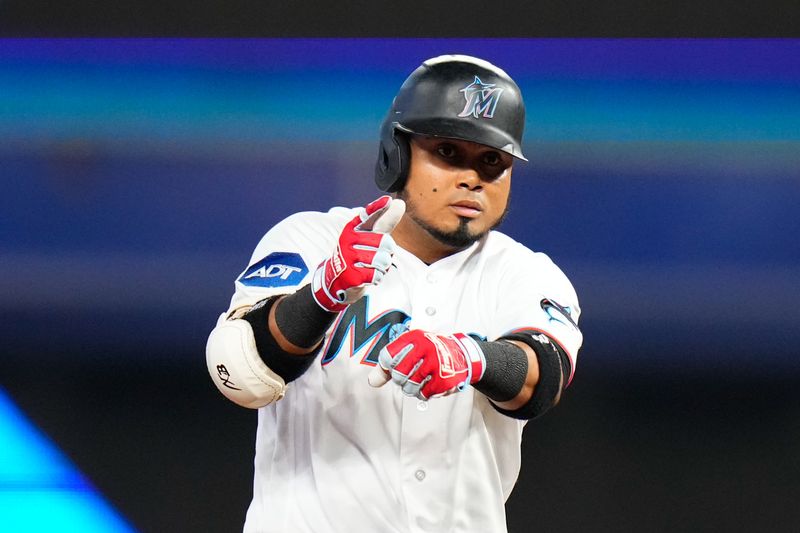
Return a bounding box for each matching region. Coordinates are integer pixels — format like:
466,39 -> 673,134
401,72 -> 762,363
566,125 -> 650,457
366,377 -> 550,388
1,38 -> 799,531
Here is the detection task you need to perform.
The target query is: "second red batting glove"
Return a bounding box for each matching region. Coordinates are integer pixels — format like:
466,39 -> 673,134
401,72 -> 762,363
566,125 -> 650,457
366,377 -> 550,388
368,329 -> 486,400
311,195 -> 405,313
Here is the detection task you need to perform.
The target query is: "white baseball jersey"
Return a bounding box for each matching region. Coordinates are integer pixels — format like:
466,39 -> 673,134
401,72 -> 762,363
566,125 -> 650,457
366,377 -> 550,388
223,205 -> 583,533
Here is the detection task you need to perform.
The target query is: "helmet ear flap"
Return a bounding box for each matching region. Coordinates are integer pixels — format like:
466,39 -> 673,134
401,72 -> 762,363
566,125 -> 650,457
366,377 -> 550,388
375,125 -> 411,192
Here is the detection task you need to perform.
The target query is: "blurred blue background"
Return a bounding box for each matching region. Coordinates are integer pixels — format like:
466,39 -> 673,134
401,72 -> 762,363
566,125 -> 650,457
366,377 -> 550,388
2,38 -> 799,368
1,39 -> 799,532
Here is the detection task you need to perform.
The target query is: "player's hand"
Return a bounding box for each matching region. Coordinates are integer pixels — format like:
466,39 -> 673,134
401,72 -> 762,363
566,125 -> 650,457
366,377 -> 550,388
368,329 -> 486,400
311,195 -> 405,313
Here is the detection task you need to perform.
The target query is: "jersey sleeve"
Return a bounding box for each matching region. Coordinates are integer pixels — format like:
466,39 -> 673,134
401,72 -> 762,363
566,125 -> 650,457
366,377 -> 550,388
491,243 -> 583,387
225,208 -> 355,314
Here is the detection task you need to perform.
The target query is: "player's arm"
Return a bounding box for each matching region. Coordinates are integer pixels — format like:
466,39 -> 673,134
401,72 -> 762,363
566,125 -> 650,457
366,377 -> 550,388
206,196 -> 405,409
368,326 -> 572,420
477,254 -> 582,419
369,281 -> 581,420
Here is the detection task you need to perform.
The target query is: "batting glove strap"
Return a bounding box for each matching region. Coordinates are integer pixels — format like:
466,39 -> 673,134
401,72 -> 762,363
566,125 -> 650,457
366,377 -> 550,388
454,333 -> 487,388
311,260 -> 348,312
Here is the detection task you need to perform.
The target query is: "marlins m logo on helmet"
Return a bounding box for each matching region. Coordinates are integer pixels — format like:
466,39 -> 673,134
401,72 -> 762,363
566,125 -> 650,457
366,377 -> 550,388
457,76 -> 504,118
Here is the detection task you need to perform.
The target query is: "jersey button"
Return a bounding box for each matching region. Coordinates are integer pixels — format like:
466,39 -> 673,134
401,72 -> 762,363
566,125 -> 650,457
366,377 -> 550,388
426,273 -> 438,283
414,469 -> 426,482
425,306 -> 436,316
416,400 -> 428,411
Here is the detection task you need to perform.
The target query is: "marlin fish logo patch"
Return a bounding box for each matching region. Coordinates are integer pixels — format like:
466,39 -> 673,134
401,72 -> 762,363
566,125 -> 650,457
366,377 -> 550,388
458,76 -> 504,118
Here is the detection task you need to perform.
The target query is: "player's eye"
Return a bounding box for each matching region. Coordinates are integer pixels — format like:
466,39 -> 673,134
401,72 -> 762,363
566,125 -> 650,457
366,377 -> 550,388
482,151 -> 502,166
436,144 -> 457,159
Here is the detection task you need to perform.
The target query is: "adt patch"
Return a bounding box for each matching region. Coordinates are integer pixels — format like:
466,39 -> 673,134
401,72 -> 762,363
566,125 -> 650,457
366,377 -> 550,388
238,252 -> 308,288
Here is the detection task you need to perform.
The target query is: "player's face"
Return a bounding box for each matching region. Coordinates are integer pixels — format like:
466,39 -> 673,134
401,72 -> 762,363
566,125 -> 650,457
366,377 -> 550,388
395,135 -> 513,259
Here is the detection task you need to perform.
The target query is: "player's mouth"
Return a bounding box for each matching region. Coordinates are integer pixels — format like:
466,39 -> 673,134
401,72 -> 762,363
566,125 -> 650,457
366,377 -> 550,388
449,200 -> 483,218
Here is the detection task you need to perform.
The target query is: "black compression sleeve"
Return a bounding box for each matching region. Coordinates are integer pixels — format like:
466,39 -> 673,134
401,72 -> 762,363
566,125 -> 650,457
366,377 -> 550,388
472,339 -> 529,403
273,284 -> 337,349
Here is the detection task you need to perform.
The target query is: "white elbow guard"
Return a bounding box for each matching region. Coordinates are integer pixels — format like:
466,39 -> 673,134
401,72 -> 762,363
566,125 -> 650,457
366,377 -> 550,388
206,313 -> 287,409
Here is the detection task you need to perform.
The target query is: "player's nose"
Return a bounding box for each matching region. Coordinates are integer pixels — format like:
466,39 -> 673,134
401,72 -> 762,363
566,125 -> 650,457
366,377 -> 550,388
456,167 -> 483,191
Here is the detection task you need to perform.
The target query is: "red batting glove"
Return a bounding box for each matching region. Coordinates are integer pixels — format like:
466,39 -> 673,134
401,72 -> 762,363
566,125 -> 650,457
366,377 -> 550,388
368,329 -> 486,400
311,195 -> 405,312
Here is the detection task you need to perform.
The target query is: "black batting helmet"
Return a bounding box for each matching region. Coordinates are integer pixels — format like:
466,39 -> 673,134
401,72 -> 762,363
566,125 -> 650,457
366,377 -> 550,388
375,54 -> 527,192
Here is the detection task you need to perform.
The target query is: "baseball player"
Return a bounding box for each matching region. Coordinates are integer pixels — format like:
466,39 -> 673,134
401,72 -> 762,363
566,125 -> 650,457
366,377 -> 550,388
207,55 -> 583,533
